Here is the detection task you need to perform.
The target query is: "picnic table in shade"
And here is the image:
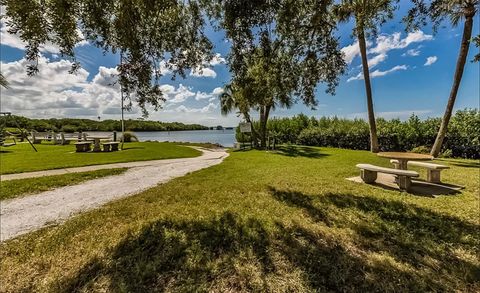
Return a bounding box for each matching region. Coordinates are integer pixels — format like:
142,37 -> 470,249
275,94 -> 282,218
377,152 -> 433,170
86,135 -> 111,152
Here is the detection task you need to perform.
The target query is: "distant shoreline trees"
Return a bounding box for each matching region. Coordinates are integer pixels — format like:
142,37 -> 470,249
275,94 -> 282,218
0,115 -> 209,133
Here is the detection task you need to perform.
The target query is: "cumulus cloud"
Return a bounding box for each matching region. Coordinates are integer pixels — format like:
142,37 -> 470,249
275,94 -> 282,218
343,30 -> 432,81
367,53 -> 387,68
160,85 -> 224,106
424,56 -> 438,66
341,41 -> 362,64
402,48 -> 421,57
368,31 -> 433,55
0,55 -> 229,124
188,53 -> 225,78
0,56 -> 122,117
163,84 -> 195,103
347,65 -> 407,82
190,67 -> 217,78
175,102 -> 218,113
209,53 -> 226,66
341,31 -> 432,66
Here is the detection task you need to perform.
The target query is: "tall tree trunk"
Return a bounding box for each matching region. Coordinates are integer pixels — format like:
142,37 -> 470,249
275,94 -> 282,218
431,11 -> 474,157
357,26 -> 379,153
259,104 -> 271,149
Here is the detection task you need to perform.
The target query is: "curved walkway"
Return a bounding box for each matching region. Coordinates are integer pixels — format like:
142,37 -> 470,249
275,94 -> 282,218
0,148 -> 228,241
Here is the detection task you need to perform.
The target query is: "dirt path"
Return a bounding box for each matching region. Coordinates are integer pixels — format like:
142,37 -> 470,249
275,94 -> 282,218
0,148 -> 228,241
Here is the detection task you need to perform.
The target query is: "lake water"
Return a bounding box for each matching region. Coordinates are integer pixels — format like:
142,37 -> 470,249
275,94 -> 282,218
85,129 -> 237,147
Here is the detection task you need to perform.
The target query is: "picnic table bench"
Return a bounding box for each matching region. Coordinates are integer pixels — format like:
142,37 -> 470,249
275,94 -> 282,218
74,141 -> 92,152
31,131 -> 59,144
390,160 -> 449,183
60,132 -> 87,145
101,141 -> 120,152
356,163 -> 419,192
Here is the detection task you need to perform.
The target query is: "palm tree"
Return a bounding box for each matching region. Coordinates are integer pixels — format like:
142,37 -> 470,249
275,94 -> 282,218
219,83 -> 259,145
0,73 -> 9,88
417,0 -> 478,157
334,0 -> 397,153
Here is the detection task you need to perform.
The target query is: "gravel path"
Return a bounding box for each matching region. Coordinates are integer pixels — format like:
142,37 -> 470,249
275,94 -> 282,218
0,148 -> 228,241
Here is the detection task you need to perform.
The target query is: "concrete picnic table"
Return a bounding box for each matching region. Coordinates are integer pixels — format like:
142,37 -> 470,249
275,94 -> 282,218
86,135 -> 111,152
377,152 -> 433,170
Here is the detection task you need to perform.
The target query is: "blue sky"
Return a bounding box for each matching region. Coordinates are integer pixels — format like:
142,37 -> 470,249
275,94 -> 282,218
0,4 -> 478,127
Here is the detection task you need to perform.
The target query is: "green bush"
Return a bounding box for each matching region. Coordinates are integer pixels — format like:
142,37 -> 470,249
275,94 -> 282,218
243,109 -> 479,159
411,146 -> 430,154
121,131 -> 139,142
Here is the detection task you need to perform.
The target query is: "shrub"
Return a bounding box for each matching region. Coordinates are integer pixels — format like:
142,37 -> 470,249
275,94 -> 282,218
241,109 -> 479,159
121,131 -> 139,142
411,146 -> 430,154
439,149 -> 453,158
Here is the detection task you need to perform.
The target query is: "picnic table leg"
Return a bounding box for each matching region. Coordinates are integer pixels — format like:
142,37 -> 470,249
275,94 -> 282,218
93,139 -> 101,152
427,170 -> 441,183
395,159 -> 408,170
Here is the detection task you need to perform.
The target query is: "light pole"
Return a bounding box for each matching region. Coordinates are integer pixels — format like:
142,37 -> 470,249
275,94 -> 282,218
120,51 -> 125,150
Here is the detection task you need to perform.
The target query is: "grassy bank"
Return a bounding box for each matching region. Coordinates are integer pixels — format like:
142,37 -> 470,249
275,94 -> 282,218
0,142 -> 201,174
0,168 -> 127,201
0,146 -> 478,292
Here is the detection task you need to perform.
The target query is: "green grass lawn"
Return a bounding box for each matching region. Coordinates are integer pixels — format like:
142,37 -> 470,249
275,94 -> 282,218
0,168 -> 127,201
1,146 -> 478,292
0,142 -> 201,174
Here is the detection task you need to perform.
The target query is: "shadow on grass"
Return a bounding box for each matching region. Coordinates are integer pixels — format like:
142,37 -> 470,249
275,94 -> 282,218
60,213 -> 274,292
120,146 -> 145,150
437,159 -> 480,169
58,193 -> 479,292
269,187 -> 480,290
272,145 -> 329,159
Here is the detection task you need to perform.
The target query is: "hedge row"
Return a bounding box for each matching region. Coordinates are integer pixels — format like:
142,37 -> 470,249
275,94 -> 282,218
237,109 -> 479,159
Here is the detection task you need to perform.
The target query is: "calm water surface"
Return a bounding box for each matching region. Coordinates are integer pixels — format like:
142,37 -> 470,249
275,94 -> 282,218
85,129 -> 236,147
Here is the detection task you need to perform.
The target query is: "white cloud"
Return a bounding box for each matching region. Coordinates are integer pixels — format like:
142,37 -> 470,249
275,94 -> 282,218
212,87 -> 224,95
367,53 -> 387,68
424,56 -> 438,66
0,56 -> 234,125
402,48 -> 421,57
209,53 -> 226,66
369,31 -> 433,55
174,102 -> 218,113
195,91 -> 213,101
341,41 -> 361,64
342,30 -> 432,79
190,67 -> 217,78
347,65 -> 407,82
165,84 -> 195,103
0,56 -> 122,117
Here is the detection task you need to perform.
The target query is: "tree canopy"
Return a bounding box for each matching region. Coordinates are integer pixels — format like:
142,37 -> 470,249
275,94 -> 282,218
1,0 -> 214,115
215,0 -> 346,147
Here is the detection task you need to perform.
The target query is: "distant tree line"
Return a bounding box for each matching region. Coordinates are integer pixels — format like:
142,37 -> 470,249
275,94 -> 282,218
1,115 -> 209,133
237,109 -> 479,159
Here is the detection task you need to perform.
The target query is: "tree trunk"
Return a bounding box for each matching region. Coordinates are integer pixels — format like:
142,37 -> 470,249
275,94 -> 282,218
242,112 -> 259,148
259,105 -> 271,149
357,26 -> 379,153
431,12 -> 474,157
